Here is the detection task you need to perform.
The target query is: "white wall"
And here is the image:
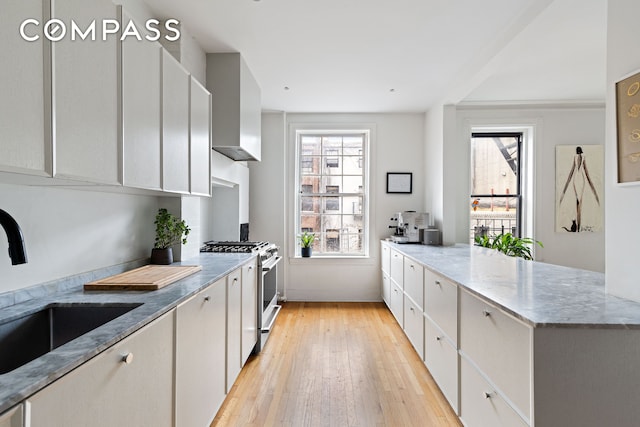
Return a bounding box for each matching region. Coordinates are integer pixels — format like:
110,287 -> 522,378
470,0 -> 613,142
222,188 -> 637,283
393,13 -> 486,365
437,104 -> 605,272
0,183 -> 157,294
253,112 -> 425,301
605,0 -> 640,300
249,112 -> 287,295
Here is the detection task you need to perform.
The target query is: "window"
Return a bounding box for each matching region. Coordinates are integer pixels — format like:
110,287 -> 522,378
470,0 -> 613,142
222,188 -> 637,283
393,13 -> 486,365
470,132 -> 522,241
296,131 -> 368,256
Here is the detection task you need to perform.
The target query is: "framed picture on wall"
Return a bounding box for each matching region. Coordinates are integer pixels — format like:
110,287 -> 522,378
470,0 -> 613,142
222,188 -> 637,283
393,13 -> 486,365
386,172 -> 412,194
615,68 -> 640,184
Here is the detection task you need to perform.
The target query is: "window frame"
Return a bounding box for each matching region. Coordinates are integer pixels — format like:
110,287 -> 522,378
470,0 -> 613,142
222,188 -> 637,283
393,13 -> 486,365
294,129 -> 370,258
470,132 -> 523,238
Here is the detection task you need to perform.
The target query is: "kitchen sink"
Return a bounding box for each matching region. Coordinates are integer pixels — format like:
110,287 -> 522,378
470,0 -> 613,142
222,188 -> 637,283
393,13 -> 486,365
0,303 -> 142,375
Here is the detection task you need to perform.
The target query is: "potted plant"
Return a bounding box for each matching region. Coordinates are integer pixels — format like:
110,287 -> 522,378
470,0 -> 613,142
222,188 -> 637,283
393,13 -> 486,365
474,232 -> 543,260
300,231 -> 315,257
151,208 -> 191,265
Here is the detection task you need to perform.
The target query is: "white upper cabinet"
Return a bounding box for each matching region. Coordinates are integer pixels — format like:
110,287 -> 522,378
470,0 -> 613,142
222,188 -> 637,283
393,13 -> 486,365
206,52 -> 261,161
0,0 -> 52,177
189,77 -> 212,196
51,0 -> 120,184
121,10 -> 162,191
161,50 -> 190,194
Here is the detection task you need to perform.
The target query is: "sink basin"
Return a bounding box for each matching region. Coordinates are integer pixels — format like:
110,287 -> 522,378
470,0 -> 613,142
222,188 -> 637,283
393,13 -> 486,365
0,303 -> 142,375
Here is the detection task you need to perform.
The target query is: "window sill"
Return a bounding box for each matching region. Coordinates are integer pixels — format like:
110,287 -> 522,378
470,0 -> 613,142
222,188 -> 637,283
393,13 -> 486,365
289,255 -> 374,266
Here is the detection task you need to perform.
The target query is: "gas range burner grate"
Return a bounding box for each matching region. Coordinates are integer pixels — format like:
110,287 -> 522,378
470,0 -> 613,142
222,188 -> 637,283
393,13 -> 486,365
200,241 -> 270,253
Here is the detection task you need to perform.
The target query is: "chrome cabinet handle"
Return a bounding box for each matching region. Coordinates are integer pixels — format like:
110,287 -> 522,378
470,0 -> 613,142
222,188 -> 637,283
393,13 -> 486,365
121,353 -> 134,364
482,310 -> 492,317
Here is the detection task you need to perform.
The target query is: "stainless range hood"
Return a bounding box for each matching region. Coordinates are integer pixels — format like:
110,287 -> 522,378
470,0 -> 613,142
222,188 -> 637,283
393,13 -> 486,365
206,53 -> 262,162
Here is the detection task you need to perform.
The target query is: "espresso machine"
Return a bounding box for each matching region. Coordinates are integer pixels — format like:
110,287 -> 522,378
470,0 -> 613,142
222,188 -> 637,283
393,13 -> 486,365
389,211 -> 429,243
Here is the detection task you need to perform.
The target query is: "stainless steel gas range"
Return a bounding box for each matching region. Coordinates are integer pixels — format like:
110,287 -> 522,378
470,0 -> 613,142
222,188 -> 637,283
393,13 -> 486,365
200,241 -> 282,353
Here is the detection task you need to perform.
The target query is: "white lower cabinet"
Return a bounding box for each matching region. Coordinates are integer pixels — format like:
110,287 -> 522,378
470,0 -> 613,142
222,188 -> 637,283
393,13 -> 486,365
382,272 -> 391,305
27,311 -> 174,427
241,260 -> 258,365
460,289 -> 531,420
226,267 -> 242,392
424,317 -> 458,413
403,295 -> 424,359
460,356 -> 527,427
176,277 -> 227,427
389,280 -> 404,328
0,404 -> 22,427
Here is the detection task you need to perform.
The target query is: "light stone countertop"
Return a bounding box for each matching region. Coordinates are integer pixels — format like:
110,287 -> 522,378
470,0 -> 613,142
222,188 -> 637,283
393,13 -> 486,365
0,252 -> 255,414
384,241 -> 640,329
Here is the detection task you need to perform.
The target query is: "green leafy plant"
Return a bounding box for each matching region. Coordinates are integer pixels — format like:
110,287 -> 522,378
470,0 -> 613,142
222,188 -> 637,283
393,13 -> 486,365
153,208 -> 191,249
474,233 -> 543,260
300,231 -> 315,248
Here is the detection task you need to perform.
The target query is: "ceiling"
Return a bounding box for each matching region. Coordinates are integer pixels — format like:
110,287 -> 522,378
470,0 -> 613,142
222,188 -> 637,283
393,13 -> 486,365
144,0 -> 606,113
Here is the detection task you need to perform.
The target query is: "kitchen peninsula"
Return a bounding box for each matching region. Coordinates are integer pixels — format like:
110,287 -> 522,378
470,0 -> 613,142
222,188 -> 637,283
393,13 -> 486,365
382,240 -> 640,427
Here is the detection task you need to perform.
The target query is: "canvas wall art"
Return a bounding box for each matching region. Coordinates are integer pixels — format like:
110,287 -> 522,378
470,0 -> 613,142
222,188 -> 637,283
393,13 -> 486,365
616,69 -> 640,183
555,145 -> 603,233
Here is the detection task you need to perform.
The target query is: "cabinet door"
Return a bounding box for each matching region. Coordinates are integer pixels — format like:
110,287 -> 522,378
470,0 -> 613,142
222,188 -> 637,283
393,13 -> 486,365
28,312 -> 174,427
162,50 -> 190,193
403,295 -> 424,359
241,260 -> 258,364
381,242 -> 391,275
52,0 -> 119,184
389,279 -> 404,328
460,356 -> 528,427
190,77 -> 212,196
0,404 -> 22,427
403,259 -> 424,310
226,268 -> 242,392
389,249 -> 403,289
424,317 -> 458,413
424,269 -> 458,345
176,278 -> 226,427
121,10 -> 162,190
382,272 -> 391,306
0,0 -> 51,176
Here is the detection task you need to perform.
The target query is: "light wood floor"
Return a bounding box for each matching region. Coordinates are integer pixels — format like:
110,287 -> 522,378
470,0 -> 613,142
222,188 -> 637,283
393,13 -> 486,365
212,302 -> 461,427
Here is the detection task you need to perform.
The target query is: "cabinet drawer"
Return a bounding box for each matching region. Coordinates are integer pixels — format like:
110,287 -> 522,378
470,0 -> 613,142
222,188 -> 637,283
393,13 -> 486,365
382,272 -> 391,306
403,259 -> 424,310
403,295 -> 424,359
381,243 -> 391,275
389,280 -> 404,328
424,269 -> 458,345
460,355 -> 528,427
460,290 -> 531,419
424,317 -> 458,413
390,249 -> 404,288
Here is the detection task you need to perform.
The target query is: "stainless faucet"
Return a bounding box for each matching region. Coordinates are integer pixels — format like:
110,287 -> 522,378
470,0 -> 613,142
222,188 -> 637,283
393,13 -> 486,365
0,209 -> 27,265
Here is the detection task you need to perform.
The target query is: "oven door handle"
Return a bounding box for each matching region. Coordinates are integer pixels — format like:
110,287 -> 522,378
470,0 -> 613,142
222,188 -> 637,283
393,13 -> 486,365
261,305 -> 282,333
262,256 -> 282,272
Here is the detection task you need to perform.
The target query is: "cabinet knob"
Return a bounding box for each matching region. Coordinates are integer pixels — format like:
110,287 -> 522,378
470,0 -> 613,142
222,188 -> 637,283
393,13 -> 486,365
482,310 -> 492,317
484,391 -> 494,399
410,307 -> 414,312
121,353 -> 134,364
233,277 -> 238,284
435,280 -> 441,286
204,295 -> 211,302
410,264 -> 415,269
248,266 -> 253,270
435,336 -> 442,341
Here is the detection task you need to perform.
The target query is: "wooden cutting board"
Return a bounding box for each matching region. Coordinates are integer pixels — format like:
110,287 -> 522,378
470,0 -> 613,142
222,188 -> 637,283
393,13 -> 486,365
84,265 -> 202,291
